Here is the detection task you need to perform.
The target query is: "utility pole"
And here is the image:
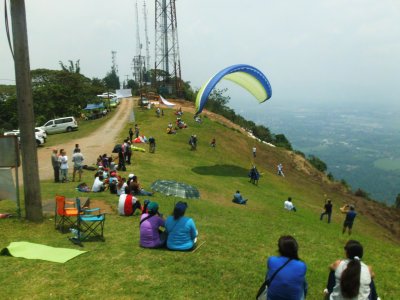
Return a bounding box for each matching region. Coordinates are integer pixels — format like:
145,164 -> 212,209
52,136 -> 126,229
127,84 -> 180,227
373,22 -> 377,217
10,0 -> 43,221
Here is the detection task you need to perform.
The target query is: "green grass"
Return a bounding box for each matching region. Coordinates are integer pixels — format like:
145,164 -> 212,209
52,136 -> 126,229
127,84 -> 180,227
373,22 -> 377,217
1,107 -> 399,299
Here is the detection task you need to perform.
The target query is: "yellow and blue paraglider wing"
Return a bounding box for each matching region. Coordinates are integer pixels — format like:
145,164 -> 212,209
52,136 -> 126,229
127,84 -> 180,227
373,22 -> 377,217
195,64 -> 272,115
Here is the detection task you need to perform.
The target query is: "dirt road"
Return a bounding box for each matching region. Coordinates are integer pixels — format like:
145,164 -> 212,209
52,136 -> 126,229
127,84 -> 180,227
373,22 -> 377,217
37,98 -> 134,180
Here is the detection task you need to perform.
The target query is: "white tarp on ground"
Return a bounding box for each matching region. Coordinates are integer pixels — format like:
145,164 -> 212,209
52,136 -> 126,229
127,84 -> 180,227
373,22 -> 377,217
160,95 -> 176,107
0,168 -> 16,201
116,89 -> 132,98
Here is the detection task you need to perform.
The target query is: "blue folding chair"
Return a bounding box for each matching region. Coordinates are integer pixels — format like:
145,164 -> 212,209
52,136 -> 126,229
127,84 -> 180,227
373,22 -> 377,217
72,198 -> 105,243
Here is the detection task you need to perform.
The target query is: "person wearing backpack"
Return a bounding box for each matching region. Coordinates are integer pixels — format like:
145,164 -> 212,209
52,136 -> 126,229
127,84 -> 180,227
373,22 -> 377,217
261,236 -> 307,300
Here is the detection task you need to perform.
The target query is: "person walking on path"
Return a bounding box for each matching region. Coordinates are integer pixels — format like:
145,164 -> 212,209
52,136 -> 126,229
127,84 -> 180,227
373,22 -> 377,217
51,149 -> 60,183
320,199 -> 333,223
59,149 -> 69,182
252,146 -> 257,158
72,148 -> 84,182
342,205 -> 357,235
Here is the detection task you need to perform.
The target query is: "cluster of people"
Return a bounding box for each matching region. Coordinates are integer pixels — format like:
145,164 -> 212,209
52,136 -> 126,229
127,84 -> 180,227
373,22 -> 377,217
51,144 -> 85,183
257,236 -> 379,300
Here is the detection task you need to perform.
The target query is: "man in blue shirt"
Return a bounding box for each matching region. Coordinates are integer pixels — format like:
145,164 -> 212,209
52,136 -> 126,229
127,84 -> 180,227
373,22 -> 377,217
342,205 -> 357,235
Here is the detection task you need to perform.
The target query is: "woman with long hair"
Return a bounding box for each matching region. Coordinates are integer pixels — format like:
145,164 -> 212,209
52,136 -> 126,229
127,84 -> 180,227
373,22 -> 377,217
327,240 -> 378,300
264,235 -> 307,299
165,201 -> 198,251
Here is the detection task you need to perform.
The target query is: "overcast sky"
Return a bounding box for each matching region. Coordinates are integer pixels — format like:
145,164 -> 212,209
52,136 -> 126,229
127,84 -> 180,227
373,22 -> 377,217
1,0 -> 400,108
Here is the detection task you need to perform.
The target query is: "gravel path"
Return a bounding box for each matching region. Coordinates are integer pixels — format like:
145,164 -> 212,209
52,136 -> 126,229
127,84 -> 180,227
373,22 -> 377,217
36,98 -> 134,180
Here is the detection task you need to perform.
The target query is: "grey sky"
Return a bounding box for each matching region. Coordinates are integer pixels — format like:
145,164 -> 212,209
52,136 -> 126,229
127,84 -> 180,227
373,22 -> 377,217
1,0 -> 400,106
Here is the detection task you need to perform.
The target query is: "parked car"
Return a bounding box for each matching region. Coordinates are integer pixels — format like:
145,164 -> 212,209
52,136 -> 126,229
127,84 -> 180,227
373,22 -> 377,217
40,117 -> 78,134
3,130 -> 45,146
35,127 -> 47,141
97,92 -> 117,99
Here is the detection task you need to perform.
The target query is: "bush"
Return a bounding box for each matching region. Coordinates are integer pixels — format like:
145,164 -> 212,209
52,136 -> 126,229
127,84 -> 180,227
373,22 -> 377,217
354,188 -> 369,198
307,155 -> 327,172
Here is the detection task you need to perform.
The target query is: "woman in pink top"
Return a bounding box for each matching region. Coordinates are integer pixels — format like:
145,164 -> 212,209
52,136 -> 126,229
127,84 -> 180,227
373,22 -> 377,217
139,202 -> 165,248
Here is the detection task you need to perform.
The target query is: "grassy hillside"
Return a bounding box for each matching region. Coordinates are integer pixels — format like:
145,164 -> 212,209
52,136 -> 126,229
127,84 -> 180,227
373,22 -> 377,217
0,103 -> 399,299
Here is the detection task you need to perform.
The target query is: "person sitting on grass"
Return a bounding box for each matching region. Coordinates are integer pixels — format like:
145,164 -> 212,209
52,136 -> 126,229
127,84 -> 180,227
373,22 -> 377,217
118,187 -> 142,216
107,171 -> 119,194
284,197 -> 297,212
116,177 -> 127,196
165,201 -> 198,251
129,175 -> 154,196
140,202 -> 166,248
261,235 -> 307,300
232,190 -> 247,205
324,240 -> 379,300
91,174 -> 105,192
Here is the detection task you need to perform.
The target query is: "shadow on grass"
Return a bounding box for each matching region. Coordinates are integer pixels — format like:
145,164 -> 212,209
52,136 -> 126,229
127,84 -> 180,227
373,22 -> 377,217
192,164 -> 248,177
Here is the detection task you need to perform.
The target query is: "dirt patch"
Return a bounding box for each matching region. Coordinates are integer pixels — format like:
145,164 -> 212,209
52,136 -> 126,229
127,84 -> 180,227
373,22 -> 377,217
36,98 -> 135,181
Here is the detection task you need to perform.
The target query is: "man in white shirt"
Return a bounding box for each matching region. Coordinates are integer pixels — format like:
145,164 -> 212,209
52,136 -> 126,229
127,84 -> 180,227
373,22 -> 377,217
284,197 -> 297,212
92,175 -> 105,192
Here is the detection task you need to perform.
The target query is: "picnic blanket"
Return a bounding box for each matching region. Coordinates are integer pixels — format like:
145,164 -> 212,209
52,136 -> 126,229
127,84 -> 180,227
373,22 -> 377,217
0,242 -> 87,263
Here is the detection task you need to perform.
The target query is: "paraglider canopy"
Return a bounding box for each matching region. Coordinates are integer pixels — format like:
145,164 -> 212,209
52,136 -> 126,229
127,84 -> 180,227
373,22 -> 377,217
195,64 -> 272,115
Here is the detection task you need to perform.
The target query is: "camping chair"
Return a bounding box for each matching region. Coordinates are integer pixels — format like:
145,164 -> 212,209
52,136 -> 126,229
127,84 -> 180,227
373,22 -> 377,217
73,197 -> 105,242
55,195 -> 79,233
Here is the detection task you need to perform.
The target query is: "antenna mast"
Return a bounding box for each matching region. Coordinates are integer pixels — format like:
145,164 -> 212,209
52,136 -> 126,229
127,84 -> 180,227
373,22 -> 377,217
132,1 -> 145,86
154,0 -> 182,96
143,1 -> 151,72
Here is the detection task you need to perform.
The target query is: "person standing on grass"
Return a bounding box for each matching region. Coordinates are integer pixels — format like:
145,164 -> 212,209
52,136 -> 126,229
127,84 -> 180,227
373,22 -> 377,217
342,205 -> 357,235
51,149 -> 60,183
72,148 -> 84,182
129,127 -> 134,141
134,124 -> 140,138
252,146 -> 257,157
277,163 -> 285,177
59,149 -> 69,182
320,199 -> 333,223
148,136 -> 156,153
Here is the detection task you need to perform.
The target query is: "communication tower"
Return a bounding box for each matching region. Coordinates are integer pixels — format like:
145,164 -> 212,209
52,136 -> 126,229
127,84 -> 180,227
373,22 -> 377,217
154,0 -> 182,96
133,1 -> 145,86
111,50 -> 118,74
143,1 -> 151,72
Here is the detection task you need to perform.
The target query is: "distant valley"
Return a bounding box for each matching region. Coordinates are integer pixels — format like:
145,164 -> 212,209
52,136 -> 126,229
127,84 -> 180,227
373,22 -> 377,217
232,99 -> 400,205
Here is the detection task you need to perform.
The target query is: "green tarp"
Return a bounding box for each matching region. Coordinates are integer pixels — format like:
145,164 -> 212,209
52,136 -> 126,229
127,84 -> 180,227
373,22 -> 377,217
1,241 -> 87,263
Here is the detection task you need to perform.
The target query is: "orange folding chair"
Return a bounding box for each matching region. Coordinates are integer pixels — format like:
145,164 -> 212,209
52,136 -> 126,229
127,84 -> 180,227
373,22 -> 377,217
54,195 -> 78,233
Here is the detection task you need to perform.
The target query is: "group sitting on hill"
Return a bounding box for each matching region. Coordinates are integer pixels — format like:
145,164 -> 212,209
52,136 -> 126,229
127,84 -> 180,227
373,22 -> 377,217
137,201 -> 198,251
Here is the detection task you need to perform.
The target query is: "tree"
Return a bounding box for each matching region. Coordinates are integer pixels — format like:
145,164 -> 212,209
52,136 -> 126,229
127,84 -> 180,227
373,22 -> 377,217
103,69 -> 120,90
273,134 -> 292,150
307,155 -> 327,172
59,59 -> 81,74
354,188 -> 369,199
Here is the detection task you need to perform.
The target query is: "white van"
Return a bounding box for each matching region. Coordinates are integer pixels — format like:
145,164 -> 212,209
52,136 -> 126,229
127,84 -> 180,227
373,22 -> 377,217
40,117 -> 78,134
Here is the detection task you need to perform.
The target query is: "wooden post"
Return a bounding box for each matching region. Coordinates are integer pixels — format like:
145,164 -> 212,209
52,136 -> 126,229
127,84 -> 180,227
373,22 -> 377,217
10,0 -> 43,221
